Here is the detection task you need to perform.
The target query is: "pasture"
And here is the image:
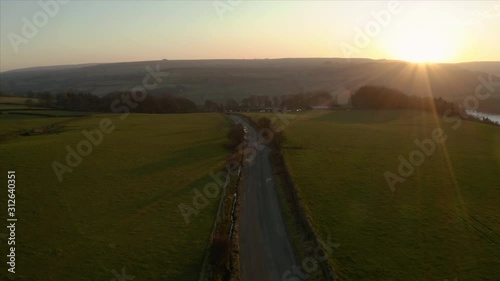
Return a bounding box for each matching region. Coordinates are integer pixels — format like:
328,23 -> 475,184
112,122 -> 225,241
280,110 -> 500,280
0,113 -> 74,136
0,113 -> 229,281
0,96 -> 38,105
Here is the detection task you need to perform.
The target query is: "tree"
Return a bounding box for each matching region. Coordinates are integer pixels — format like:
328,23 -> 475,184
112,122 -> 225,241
37,92 -> 53,107
257,117 -> 285,149
209,236 -> 230,281
272,96 -> 281,108
351,86 -> 406,109
155,95 -> 198,113
226,123 -> 245,149
242,95 -> 258,108
225,99 -> 239,111
281,91 -> 334,109
204,99 -> 217,112
350,85 -> 458,115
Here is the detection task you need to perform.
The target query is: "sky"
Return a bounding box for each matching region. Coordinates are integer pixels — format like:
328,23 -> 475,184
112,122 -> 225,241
1,0 -> 499,72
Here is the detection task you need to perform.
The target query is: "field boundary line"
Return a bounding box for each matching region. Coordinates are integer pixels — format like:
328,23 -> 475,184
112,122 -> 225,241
198,168 -> 231,281
199,114 -> 242,281
277,152 -> 339,281
0,114 -> 92,141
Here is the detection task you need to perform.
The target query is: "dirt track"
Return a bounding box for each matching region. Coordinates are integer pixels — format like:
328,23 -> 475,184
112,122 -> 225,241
229,115 -> 297,281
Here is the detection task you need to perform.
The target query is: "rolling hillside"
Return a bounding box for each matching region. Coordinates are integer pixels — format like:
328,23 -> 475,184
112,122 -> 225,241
1,58 -> 499,113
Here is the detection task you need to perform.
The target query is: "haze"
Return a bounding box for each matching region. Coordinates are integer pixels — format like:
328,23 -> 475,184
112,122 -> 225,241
1,0 -> 500,72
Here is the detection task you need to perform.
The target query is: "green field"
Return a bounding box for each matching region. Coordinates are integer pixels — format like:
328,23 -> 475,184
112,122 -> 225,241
0,113 -> 229,280
6,110 -> 92,116
0,96 -> 39,105
0,114 -> 74,135
0,104 -> 31,110
279,110 -> 500,280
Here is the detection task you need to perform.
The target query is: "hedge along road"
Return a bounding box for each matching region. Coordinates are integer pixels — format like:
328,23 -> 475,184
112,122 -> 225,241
229,115 -> 297,281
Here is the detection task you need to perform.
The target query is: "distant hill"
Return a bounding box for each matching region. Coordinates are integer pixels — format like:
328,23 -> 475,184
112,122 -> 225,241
1,58 -> 499,113
456,61 -> 500,77
4,63 -> 99,73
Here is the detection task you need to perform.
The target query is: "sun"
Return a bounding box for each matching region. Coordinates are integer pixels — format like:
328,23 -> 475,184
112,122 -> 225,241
385,28 -> 457,63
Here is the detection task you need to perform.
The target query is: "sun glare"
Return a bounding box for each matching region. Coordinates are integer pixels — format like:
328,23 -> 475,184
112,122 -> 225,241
386,28 -> 458,63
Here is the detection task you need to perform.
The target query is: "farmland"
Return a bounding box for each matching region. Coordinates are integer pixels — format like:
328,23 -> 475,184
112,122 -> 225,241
279,110 -> 500,280
0,113 -> 75,136
0,113 -> 230,281
0,96 -> 38,105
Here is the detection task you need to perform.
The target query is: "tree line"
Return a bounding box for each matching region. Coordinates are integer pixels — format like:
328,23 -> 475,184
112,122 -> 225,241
18,90 -> 339,113
19,91 -> 198,113
207,91 -> 337,112
351,85 -> 461,114
350,86 -> 498,125
8,86 -> 496,125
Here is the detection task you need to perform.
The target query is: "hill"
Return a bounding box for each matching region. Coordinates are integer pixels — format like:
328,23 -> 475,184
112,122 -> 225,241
456,61 -> 500,76
1,58 -> 499,113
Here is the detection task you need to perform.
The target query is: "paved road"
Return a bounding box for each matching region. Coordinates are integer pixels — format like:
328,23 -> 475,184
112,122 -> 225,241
229,115 -> 297,281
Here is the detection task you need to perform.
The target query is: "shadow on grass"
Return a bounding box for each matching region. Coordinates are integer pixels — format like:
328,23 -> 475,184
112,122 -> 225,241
129,142 -> 224,176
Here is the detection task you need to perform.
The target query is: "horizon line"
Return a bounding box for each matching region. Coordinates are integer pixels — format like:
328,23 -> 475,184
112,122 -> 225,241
2,57 -> 500,74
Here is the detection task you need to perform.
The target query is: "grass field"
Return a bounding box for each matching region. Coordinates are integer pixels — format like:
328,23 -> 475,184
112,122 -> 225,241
278,110 -> 500,281
0,113 -> 230,281
0,111 -> 93,136
0,96 -> 39,105
6,110 -> 93,116
0,114 -> 74,135
0,104 -> 31,110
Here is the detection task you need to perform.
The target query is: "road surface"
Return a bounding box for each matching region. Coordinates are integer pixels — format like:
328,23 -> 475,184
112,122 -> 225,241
229,115 -> 297,281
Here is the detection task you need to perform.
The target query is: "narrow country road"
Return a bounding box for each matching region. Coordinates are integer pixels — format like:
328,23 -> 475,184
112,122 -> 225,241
229,115 -> 297,281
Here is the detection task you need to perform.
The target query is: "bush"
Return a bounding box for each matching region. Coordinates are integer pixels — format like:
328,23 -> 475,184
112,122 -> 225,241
209,236 -> 230,281
226,123 -> 245,150
257,117 -> 286,150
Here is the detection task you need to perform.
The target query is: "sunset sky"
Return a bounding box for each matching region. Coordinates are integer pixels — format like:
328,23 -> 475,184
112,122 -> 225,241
1,0 -> 499,72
